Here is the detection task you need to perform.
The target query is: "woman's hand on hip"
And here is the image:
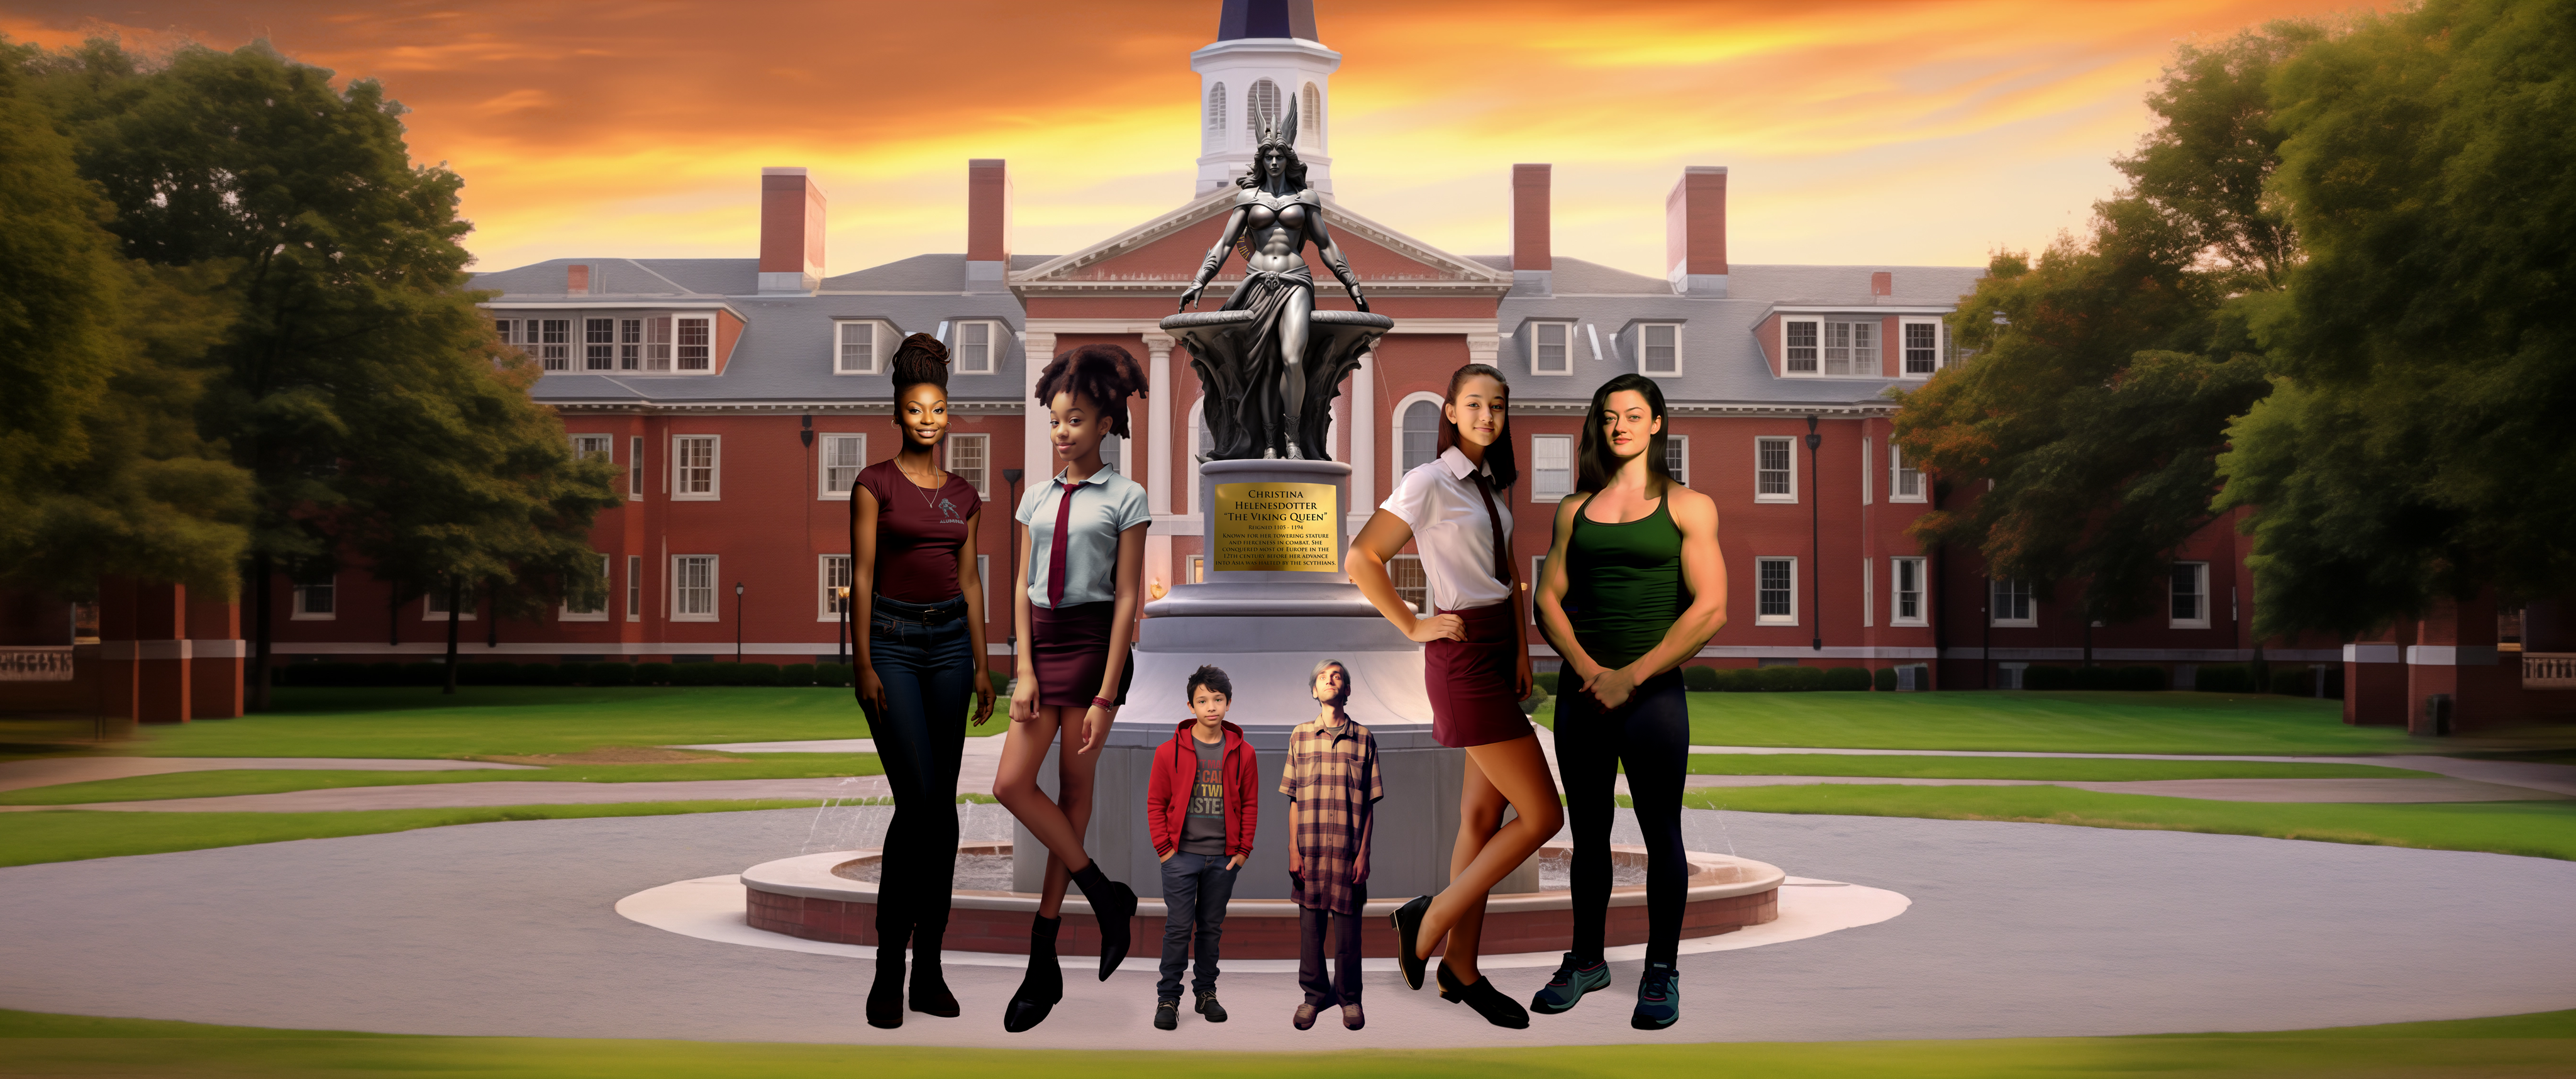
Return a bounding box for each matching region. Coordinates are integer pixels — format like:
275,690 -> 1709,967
1404,612 -> 1465,644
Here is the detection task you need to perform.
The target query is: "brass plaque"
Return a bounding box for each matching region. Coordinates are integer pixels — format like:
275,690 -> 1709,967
1211,482 -> 1340,572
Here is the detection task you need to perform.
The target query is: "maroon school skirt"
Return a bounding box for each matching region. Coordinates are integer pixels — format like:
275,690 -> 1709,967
1426,603 -> 1532,748
1030,601 -> 1133,709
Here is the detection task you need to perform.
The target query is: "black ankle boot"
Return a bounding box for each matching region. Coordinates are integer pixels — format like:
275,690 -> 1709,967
1067,861 -> 1136,980
865,924 -> 908,1029
1003,916 -> 1063,1033
909,917 -> 960,1018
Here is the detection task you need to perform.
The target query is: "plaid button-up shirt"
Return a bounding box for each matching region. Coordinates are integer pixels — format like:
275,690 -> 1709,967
1279,716 -> 1381,914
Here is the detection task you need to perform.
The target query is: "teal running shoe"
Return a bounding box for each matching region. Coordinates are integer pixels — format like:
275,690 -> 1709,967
1631,961 -> 1679,1031
1529,953 -> 1610,1015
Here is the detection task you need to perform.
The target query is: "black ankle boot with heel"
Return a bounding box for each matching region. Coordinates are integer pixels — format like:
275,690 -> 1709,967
1067,861 -> 1136,980
1002,915 -> 1064,1032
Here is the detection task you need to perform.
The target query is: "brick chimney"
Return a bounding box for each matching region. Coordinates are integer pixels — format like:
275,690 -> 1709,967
758,167 -> 825,294
1512,163 -> 1552,295
966,159 -> 1011,293
1664,165 -> 1728,297
566,264 -> 589,295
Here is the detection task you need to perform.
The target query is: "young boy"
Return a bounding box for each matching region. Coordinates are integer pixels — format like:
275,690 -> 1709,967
1280,660 -> 1380,1032
1147,664 -> 1258,1031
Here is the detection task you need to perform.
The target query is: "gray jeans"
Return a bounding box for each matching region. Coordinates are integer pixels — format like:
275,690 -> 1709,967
1157,850 -> 1239,1000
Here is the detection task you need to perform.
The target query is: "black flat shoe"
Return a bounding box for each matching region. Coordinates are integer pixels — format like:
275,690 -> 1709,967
1438,963 -> 1530,1029
1391,896 -> 1431,991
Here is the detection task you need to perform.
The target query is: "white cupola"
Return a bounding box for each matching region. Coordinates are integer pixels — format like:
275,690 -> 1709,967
1192,0 -> 1338,196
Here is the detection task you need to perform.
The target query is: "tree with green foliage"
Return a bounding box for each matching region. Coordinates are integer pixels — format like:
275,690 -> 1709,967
2218,0 -> 2576,639
1892,24 -> 2315,638
0,40 -> 250,595
33,39 -> 616,707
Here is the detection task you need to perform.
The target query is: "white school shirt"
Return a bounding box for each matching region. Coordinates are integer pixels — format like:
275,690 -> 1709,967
1379,446 -> 1514,613
1014,465 -> 1152,608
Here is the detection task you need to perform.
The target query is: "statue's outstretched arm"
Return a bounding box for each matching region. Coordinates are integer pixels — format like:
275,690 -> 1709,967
1307,208 -> 1368,313
1180,206 -> 1252,312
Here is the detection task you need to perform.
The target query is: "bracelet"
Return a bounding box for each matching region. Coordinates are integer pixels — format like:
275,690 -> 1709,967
1091,695 -> 1116,710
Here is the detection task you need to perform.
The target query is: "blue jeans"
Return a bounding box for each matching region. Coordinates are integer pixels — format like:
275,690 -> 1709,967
865,595 -> 974,940
1157,851 -> 1239,1000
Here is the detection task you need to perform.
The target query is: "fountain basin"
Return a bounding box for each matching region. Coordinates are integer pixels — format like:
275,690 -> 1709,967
744,841 -> 1780,959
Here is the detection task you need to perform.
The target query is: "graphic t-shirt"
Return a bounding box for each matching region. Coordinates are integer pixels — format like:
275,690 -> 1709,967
1179,734 -> 1227,856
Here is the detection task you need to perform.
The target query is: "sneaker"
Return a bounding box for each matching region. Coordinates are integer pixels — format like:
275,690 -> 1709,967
1154,999 -> 1179,1031
1194,990 -> 1228,1023
1631,962 -> 1680,1031
1528,952 -> 1609,1015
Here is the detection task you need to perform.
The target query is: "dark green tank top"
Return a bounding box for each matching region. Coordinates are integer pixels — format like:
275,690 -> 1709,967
1565,495 -> 1686,670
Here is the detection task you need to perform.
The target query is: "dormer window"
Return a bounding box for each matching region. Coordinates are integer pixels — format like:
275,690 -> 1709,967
1638,323 -> 1681,377
1530,321 -> 1574,375
954,321 -> 998,375
835,321 -> 880,375
1781,318 -> 1877,377
497,318 -> 572,370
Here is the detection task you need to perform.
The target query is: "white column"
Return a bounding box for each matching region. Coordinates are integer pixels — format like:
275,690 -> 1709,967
1144,332 -> 1175,515
1467,333 -> 1501,366
1021,331 -> 1057,487
1350,351 -> 1375,512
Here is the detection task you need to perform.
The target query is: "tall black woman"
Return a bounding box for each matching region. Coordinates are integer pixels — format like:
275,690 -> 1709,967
1346,363 -> 1563,1029
991,343 -> 1153,1033
850,333 -> 997,1029
1530,373 -> 1726,1031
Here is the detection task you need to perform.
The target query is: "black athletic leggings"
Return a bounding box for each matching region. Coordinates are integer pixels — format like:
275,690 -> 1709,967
1552,665 -> 1689,965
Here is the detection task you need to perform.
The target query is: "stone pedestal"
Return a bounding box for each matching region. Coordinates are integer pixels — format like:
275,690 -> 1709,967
1014,458 -> 1539,900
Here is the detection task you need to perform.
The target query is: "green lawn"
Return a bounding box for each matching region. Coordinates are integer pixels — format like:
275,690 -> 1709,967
0,753 -> 884,806
1536,690 -> 2424,755
1687,754 -> 2435,781
1679,784 -> 2576,861
3,1007 -> 2571,1078
0,801 -> 841,869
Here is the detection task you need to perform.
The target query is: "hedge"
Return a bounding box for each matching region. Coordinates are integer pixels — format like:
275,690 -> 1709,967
1872,666 -> 1899,692
1681,665 -> 1721,692
1534,671 -> 1561,696
1821,666 -> 1872,692
2194,664 -> 2258,694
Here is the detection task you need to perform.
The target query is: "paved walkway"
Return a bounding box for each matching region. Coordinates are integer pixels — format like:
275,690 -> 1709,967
0,756 -> 532,795
1675,775 -> 2564,802
682,736 -> 1003,800
1688,746 -> 2576,798
3,807 -> 2569,1047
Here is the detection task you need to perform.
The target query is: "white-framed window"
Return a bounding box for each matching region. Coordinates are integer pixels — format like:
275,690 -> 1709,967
626,555 -> 641,621
1639,323 -> 1682,377
1890,442 -> 1925,502
672,435 -> 719,500
1862,558 -> 1873,627
1530,434 -> 1574,502
946,433 -> 989,499
1396,394 -> 1443,474
425,582 -> 478,621
291,566 -> 335,620
628,436 -> 643,500
584,318 -> 616,370
835,321 -> 880,375
1991,577 -> 2035,626
2170,562 -> 2211,628
1892,556 -> 1928,626
562,554 -> 609,621
1901,318 -> 1943,376
954,321 -> 997,375
1389,555 -> 1430,616
645,316 -> 672,371
619,317 -> 643,370
819,555 -> 852,622
1755,436 -> 1797,502
1187,555 -> 1206,585
535,318 -> 570,370
675,314 -> 713,372
819,434 -> 865,499
1663,434 -> 1690,485
1755,557 -> 1797,625
1823,319 -> 1877,376
571,433 -> 613,462
1530,321 -> 1574,375
1783,318 -> 1818,374
1997,661 -> 2028,690
672,555 -> 718,621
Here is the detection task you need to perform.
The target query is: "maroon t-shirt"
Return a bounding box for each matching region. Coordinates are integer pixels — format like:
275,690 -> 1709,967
855,460 -> 981,604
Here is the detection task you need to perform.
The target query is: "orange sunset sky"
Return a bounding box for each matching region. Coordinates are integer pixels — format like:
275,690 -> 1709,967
5,1 -> 2358,277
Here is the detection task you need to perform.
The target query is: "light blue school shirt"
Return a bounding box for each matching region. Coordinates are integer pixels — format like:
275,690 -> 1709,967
1014,466 -> 1151,609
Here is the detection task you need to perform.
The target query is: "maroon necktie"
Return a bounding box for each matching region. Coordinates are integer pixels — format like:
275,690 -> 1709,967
1046,479 -> 1080,607
1472,472 -> 1513,585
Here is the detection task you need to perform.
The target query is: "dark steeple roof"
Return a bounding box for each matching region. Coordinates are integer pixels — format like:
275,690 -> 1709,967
1216,0 -> 1318,42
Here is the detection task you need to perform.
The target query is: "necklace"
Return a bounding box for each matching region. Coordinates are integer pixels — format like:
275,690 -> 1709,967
894,457 -> 944,511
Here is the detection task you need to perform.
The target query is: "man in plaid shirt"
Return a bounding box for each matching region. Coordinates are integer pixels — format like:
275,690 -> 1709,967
1280,659 -> 1382,1031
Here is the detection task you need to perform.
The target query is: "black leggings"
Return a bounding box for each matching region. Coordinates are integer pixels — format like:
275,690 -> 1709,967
1552,665 -> 1688,965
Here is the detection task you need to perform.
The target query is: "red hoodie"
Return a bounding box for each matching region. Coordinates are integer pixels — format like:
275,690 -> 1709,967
1147,717 -> 1258,860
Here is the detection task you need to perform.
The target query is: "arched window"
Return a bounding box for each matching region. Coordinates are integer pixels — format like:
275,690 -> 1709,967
1204,83 -> 1226,137
1402,399 -> 1440,472
1245,79 -> 1281,141
1299,83 -> 1323,150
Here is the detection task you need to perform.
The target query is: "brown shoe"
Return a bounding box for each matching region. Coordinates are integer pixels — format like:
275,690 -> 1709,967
1292,1003 -> 1319,1030
1341,1003 -> 1364,1031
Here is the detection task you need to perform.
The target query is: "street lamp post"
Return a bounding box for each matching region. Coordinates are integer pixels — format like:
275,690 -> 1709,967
734,581 -> 745,663
834,585 -> 851,667
1806,414 -> 1823,652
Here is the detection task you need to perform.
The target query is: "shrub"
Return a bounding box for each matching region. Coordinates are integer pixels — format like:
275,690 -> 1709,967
777,663 -> 816,687
1753,665 -> 1825,692
2115,666 -> 2165,692
1534,670 -> 1560,696
1716,668 -> 1760,692
588,662 -> 635,687
456,662 -> 514,687
401,661 -> 447,687
360,661 -> 400,687
2068,665 -> 2121,691
524,663 -> 569,687
989,668 -> 1009,696
2194,664 -> 2256,694
1822,666 -> 1871,692
733,662 -> 780,687
1872,666 -> 1899,692
669,662 -> 721,687
812,662 -> 853,689
1681,665 -> 1721,692
2268,667 -> 2313,695
1519,691 -> 1547,716
2023,665 -> 2074,691
636,662 -> 677,686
